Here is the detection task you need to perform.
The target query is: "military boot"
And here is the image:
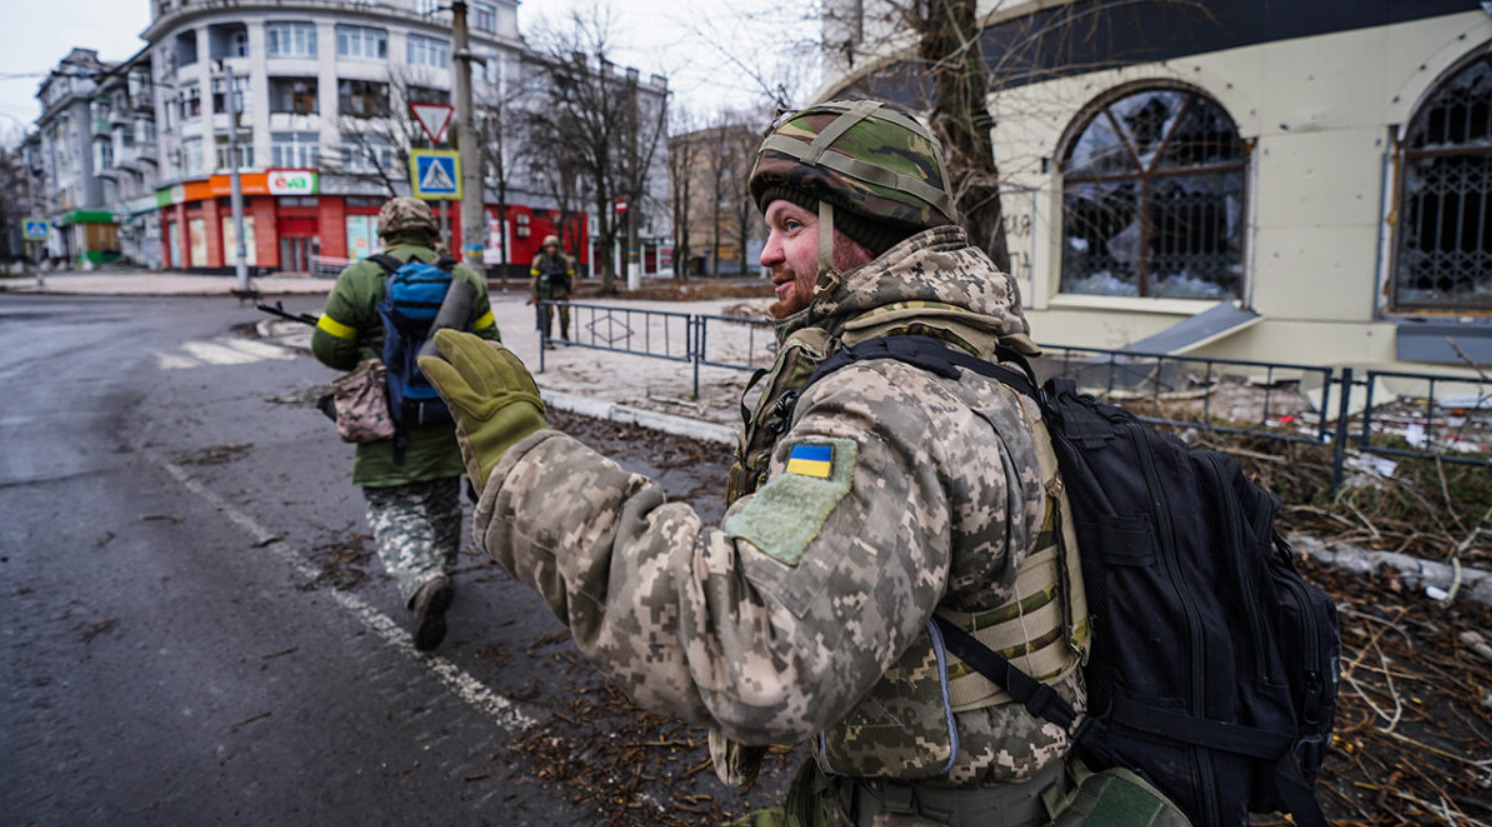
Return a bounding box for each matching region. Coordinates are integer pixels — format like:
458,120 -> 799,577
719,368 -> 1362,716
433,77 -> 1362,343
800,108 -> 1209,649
412,574 -> 454,652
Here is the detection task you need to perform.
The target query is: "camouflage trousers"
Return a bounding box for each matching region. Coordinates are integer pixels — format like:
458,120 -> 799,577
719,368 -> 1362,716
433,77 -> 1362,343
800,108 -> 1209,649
363,477 -> 462,607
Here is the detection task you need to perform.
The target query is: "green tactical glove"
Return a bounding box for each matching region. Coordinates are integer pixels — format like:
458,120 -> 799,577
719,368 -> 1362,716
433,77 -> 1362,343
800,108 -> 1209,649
418,329 -> 548,497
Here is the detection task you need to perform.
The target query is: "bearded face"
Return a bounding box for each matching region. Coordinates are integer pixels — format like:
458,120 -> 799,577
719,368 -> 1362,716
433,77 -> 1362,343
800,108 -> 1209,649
760,200 -> 874,319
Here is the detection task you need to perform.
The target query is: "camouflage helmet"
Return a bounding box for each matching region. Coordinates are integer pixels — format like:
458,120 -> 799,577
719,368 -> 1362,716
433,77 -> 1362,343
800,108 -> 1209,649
541,234 -> 560,249
377,197 -> 438,239
749,100 -> 959,232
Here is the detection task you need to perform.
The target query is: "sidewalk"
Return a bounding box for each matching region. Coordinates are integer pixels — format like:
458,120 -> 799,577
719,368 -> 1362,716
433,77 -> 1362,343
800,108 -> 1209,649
0,268 -> 338,297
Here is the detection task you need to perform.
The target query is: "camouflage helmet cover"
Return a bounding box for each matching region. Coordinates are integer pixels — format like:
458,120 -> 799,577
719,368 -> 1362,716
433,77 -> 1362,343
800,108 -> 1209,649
377,197 -> 439,239
542,234 -> 560,248
749,100 -> 959,230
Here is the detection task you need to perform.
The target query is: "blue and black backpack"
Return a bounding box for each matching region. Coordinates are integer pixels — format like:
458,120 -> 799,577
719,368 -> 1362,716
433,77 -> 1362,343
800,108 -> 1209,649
371,253 -> 465,436
800,335 -> 1341,827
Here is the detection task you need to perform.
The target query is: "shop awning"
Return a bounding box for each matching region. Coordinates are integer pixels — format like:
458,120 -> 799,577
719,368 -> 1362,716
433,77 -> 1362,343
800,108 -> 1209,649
59,210 -> 116,226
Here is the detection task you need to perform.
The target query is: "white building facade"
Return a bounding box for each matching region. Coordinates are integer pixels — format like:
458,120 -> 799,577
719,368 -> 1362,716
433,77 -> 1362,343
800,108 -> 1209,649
135,0 -> 668,277
821,1 -> 1492,371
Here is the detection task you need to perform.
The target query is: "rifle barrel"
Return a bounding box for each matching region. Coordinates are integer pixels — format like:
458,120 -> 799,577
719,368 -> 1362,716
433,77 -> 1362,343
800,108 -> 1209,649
256,302 -> 318,326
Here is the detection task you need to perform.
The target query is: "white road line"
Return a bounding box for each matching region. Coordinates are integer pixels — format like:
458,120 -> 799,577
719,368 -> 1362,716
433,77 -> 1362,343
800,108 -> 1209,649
153,350 -> 202,370
181,340 -> 263,365
149,452 -> 537,733
220,337 -> 298,360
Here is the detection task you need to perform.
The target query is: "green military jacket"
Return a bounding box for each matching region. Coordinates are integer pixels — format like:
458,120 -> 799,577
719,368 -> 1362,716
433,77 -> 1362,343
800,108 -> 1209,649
311,239 -> 500,487
471,226 -> 1084,787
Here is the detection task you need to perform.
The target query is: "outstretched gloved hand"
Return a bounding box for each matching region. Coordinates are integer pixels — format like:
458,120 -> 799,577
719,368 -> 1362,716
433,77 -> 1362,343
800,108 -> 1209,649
418,329 -> 548,497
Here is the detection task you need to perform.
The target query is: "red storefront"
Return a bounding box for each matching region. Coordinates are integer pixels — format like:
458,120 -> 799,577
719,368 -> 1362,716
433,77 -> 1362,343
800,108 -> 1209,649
157,170 -> 589,276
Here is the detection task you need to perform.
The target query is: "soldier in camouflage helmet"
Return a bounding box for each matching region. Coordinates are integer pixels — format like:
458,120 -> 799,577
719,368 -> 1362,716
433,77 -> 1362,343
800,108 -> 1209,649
311,195 -> 501,652
529,234 -> 574,345
418,100 -> 1116,826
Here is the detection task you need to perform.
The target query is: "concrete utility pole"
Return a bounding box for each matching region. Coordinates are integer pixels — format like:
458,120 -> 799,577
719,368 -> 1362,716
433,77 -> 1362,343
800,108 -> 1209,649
451,1 -> 484,274
219,61 -> 249,293
626,70 -> 640,292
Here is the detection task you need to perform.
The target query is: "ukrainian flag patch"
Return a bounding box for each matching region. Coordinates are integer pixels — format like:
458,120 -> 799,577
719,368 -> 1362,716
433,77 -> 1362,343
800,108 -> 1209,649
785,444 -> 834,478
724,437 -> 858,568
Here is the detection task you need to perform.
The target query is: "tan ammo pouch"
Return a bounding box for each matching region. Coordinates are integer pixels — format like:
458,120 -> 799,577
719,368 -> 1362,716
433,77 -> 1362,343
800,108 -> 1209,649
331,358 -> 396,443
817,541 -> 1084,780
1045,758 -> 1192,827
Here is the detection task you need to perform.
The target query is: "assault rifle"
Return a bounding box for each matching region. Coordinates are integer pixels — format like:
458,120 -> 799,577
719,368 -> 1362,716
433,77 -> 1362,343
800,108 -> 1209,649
257,301 -> 319,326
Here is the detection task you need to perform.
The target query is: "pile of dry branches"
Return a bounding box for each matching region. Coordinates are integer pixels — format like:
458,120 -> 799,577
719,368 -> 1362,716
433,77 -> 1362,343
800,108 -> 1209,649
1191,432 -> 1492,567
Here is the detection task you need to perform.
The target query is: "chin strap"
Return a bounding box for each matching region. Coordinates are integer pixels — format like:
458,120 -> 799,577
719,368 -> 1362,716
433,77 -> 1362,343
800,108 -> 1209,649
815,200 -> 842,297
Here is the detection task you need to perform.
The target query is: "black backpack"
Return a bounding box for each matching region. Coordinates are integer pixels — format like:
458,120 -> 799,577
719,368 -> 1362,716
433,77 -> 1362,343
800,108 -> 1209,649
801,335 -> 1341,827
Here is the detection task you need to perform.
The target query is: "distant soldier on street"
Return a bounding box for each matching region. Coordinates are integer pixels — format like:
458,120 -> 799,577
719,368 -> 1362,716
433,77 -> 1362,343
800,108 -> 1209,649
529,234 -> 573,346
419,102 -> 1100,824
312,197 -> 500,652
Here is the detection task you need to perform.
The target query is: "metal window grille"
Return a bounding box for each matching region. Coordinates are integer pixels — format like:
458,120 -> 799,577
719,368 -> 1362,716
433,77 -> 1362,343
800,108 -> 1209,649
1059,86 -> 1248,299
1393,52 -> 1492,311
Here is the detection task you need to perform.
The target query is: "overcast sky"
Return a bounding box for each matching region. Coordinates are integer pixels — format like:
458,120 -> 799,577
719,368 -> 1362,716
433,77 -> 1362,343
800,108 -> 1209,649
0,0 -> 817,142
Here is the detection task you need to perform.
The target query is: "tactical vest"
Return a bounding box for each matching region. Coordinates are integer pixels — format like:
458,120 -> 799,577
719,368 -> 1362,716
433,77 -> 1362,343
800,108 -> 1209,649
727,324 -> 1090,781
535,254 -> 570,297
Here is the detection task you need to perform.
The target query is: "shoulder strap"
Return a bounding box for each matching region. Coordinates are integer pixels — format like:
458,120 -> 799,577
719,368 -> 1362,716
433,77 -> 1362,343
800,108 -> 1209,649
369,253 -> 403,274
370,253 -> 457,274
932,615 -> 1093,735
800,334 -> 1041,402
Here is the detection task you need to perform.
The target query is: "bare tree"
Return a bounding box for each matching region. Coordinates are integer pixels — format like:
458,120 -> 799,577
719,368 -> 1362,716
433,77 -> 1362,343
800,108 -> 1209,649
668,106 -> 700,282
475,54 -> 529,281
328,65 -> 445,197
523,4 -> 669,293
0,142 -> 29,267
725,117 -> 763,276
705,115 -> 731,277
695,0 -> 1212,276
918,0 -> 1008,272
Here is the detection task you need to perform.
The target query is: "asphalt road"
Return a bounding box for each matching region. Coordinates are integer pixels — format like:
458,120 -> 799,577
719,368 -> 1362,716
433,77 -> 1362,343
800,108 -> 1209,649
0,293 -> 789,826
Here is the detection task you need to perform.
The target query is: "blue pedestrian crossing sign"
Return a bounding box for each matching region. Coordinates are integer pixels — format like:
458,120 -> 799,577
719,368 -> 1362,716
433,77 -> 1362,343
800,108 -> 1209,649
21,217 -> 48,241
410,149 -> 461,200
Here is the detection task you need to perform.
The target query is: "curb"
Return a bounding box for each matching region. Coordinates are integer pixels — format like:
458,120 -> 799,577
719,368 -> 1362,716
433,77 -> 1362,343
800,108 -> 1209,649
540,390 -> 736,446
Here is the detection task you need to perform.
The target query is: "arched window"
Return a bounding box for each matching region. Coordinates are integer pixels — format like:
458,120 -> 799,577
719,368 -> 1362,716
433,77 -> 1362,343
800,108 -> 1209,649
1059,85 -> 1248,299
1394,50 -> 1492,311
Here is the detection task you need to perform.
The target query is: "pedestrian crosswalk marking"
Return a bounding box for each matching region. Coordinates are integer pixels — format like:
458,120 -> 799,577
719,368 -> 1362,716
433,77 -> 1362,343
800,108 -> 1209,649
420,157 -> 455,191
220,338 -> 298,360
154,337 -> 297,370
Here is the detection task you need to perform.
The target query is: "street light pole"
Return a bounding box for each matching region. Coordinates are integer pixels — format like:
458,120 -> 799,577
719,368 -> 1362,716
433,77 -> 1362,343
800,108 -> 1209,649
219,61 -> 249,293
451,1 -> 484,275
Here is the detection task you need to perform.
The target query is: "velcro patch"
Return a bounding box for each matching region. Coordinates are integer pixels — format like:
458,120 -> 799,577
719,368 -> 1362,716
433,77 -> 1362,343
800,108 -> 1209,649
724,437 -> 858,567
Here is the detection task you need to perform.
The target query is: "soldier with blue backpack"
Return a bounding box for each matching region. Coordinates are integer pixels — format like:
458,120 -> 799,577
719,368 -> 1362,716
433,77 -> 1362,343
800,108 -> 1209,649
312,197 -> 501,652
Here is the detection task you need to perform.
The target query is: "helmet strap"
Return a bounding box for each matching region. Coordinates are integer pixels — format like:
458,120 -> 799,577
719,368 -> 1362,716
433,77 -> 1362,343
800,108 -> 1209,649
814,200 -> 842,297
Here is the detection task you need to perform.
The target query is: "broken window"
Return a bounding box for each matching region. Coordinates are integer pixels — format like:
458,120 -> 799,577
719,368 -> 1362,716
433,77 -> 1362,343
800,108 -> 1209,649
1394,52 -> 1492,311
1059,87 -> 1247,299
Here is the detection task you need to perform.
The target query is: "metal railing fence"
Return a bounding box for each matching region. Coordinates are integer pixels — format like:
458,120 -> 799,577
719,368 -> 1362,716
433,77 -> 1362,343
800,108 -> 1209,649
1033,344 -> 1338,446
534,301 -> 1491,487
